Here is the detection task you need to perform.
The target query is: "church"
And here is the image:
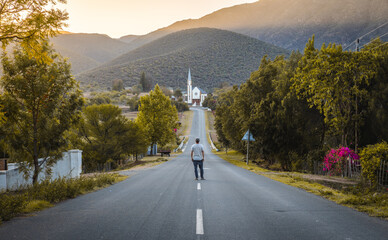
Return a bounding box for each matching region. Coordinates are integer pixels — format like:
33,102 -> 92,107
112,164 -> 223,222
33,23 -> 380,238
183,69 -> 207,106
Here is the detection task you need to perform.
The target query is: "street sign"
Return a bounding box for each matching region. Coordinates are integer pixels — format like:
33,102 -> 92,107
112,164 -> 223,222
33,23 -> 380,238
242,130 -> 255,141
242,129 -> 255,165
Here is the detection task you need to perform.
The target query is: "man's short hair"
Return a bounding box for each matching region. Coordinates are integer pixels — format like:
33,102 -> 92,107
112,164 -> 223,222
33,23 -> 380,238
196,138 -> 200,143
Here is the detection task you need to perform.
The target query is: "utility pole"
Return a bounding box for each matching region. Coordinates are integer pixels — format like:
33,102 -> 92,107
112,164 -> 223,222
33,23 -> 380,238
355,39 -> 359,153
356,38 -> 360,52
246,129 -> 250,165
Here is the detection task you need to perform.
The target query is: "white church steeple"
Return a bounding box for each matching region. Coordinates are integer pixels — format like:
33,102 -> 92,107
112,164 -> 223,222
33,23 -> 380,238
187,68 -> 192,104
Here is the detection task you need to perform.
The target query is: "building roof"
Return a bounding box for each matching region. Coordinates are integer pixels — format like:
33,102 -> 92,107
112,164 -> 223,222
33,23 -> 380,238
197,87 -> 207,94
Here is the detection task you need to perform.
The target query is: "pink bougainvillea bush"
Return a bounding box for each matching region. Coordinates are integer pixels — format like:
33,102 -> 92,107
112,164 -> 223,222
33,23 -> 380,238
323,147 -> 360,176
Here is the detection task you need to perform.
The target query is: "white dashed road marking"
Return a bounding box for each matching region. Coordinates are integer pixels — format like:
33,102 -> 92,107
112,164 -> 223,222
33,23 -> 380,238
197,183 -> 201,190
196,209 -> 204,235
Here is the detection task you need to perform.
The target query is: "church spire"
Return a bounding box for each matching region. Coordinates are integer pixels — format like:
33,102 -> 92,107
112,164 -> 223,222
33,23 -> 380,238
188,68 -> 191,83
187,68 -> 192,104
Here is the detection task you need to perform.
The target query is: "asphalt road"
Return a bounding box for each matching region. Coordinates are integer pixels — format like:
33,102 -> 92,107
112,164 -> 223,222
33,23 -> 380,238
0,108 -> 387,240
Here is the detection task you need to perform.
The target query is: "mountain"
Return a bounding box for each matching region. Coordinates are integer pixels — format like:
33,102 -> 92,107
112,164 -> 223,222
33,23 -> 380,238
119,35 -> 140,44
50,33 -> 133,74
76,28 -> 289,91
124,0 -> 388,51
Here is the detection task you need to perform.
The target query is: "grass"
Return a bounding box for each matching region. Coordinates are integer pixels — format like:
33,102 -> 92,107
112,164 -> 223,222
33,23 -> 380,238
22,200 -> 53,214
115,156 -> 169,171
0,173 -> 127,223
215,150 -> 388,220
204,110 -> 212,147
178,110 -> 193,137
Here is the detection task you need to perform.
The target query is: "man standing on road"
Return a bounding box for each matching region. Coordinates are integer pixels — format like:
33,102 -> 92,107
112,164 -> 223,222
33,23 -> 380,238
191,138 -> 205,180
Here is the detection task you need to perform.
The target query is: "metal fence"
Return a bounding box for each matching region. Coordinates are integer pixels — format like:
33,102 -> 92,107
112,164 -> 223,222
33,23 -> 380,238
378,160 -> 388,187
314,157 -> 361,179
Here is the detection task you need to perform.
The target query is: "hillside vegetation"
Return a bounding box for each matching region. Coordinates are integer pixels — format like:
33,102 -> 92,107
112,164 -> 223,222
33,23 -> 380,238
76,28 -> 289,91
50,33 -> 134,74
124,0 -> 388,51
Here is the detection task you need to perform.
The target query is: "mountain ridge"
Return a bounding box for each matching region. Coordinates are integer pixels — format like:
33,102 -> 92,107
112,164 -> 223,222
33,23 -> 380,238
76,28 -> 290,92
123,0 -> 388,51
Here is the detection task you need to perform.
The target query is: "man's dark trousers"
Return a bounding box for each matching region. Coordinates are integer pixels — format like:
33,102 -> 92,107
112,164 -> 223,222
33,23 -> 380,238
193,160 -> 204,179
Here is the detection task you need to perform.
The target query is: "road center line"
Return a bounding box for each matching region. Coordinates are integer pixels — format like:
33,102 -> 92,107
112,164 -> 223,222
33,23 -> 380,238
196,209 -> 204,235
197,183 -> 201,190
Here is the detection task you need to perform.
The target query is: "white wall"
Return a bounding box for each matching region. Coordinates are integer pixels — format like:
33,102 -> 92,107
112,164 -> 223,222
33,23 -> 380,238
193,87 -> 201,100
0,150 -> 82,192
0,172 -> 6,192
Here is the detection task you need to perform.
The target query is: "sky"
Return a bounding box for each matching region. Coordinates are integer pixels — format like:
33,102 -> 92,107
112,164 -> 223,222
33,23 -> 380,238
59,0 -> 258,38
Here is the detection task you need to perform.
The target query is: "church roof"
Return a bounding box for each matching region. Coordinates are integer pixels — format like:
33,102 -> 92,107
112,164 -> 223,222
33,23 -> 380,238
197,87 -> 207,94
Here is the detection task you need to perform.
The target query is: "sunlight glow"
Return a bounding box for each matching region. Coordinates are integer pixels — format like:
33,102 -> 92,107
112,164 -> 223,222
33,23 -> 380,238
59,0 -> 258,38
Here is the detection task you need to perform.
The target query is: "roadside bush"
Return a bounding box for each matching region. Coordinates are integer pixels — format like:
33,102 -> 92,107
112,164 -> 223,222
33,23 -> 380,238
0,174 -> 121,223
27,178 -> 81,203
323,147 -> 359,176
360,142 -> 388,186
0,193 -> 27,221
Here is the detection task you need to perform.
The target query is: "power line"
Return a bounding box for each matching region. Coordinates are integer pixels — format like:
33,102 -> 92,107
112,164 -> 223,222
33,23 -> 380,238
344,21 -> 388,50
360,32 -> 388,49
357,22 -> 388,41
370,42 -> 388,51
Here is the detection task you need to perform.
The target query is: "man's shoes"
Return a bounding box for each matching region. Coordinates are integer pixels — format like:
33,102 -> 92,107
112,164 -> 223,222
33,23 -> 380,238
195,178 -> 198,180
201,178 -> 205,180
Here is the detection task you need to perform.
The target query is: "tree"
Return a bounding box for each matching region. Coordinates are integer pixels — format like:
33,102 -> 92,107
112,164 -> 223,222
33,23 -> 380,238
0,43 -> 83,184
139,72 -> 152,92
87,95 -> 112,106
359,39 -> 388,146
0,0 -> 68,123
202,94 -> 217,110
159,85 -> 172,97
112,79 -> 124,91
77,104 -> 147,170
137,85 -> 179,155
0,0 -> 68,58
214,54 -> 323,171
292,36 -> 377,148
174,88 -> 182,98
171,97 -> 189,112
127,96 -> 140,111
0,0 -> 68,43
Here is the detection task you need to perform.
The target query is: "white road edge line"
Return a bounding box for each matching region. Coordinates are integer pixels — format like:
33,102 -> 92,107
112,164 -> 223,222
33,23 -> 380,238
196,209 -> 204,235
197,183 -> 201,190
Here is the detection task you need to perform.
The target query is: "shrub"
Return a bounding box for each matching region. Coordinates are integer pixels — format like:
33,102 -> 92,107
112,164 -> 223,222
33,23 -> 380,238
0,193 -> 27,221
360,142 -> 388,186
0,174 -> 120,223
323,147 -> 359,176
23,200 -> 53,213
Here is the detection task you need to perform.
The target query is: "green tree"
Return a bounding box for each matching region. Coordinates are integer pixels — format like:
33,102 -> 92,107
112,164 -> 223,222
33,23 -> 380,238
214,86 -> 243,152
112,79 -> 124,91
0,0 -> 67,46
0,43 -> 83,184
137,85 -> 179,155
292,36 -> 377,148
77,104 -> 147,170
160,85 -> 172,97
127,96 -> 140,111
0,0 -> 68,124
360,39 -> 388,146
202,94 -> 217,110
87,95 -> 112,106
215,54 -> 323,171
171,97 -> 189,112
174,88 -> 183,98
139,72 -> 152,92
